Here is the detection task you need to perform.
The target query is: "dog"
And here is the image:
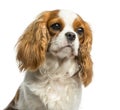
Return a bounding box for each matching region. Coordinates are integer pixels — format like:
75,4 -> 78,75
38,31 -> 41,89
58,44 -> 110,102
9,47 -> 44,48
5,9 -> 93,110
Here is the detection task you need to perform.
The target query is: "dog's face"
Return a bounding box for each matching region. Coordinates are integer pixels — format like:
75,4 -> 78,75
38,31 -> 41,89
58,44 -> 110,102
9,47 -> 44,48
48,10 -> 83,59
17,10 -> 93,86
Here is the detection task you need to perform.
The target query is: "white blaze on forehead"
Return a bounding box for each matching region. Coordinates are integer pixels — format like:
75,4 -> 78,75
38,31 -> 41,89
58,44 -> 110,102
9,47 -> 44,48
57,10 -> 79,56
58,10 -> 77,27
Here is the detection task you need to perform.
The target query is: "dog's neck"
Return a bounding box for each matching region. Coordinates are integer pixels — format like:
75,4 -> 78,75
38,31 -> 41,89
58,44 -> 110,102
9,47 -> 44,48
38,53 -> 80,80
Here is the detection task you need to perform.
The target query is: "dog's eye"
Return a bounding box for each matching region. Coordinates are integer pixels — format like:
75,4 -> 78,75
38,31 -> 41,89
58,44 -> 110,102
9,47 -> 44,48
50,23 -> 61,30
76,27 -> 84,35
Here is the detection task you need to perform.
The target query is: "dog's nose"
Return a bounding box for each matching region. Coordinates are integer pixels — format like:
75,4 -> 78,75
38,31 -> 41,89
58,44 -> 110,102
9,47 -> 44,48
65,32 -> 76,42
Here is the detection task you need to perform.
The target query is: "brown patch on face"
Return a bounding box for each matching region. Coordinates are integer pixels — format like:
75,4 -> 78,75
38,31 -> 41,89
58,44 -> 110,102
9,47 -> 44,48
47,10 -> 65,37
73,16 -> 84,43
73,17 -> 83,28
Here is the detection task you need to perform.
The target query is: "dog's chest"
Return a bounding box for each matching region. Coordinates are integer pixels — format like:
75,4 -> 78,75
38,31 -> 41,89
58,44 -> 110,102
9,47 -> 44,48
26,76 -> 81,110
24,58 -> 81,110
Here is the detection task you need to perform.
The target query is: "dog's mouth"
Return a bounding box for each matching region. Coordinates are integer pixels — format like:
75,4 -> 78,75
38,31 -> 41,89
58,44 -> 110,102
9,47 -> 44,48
53,45 -> 73,53
50,45 -> 76,59
59,45 -> 73,52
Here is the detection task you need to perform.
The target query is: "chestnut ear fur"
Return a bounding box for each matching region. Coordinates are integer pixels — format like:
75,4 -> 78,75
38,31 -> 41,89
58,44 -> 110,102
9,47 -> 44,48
79,22 -> 93,87
16,13 -> 50,71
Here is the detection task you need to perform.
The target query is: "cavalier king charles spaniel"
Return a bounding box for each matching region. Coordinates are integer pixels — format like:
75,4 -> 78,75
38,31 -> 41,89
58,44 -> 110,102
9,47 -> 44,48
5,9 -> 93,110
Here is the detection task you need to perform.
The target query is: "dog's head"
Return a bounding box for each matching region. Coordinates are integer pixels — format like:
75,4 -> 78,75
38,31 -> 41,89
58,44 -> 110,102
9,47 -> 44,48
16,10 -> 93,86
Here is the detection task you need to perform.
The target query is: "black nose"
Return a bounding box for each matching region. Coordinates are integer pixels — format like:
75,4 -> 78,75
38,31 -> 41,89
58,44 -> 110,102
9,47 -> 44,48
65,32 -> 76,42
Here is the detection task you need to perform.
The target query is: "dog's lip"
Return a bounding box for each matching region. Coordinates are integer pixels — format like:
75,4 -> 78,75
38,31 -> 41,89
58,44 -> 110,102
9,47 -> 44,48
52,45 -> 73,53
60,45 -> 73,50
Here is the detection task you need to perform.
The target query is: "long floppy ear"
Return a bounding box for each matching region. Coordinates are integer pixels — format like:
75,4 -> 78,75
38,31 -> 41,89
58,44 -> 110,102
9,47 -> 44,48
16,12 -> 50,71
79,22 -> 93,87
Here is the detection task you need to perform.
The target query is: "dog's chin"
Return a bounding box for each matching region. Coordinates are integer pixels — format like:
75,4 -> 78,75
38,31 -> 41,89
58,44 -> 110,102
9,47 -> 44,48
50,46 -> 76,59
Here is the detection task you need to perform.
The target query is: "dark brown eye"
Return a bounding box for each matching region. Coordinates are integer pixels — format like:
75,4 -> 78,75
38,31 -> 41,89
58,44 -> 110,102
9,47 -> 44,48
50,23 -> 61,30
77,27 -> 84,35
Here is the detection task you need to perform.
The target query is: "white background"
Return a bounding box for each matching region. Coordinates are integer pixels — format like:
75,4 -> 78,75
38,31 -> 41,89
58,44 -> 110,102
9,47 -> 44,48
0,0 -> 120,110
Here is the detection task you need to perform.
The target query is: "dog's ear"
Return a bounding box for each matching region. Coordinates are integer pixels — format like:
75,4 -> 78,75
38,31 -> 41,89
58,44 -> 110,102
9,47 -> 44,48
16,12 -> 50,71
78,22 -> 93,87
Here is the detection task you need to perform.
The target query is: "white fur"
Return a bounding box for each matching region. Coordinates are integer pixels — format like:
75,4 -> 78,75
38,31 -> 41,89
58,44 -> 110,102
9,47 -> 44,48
59,10 -> 79,56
